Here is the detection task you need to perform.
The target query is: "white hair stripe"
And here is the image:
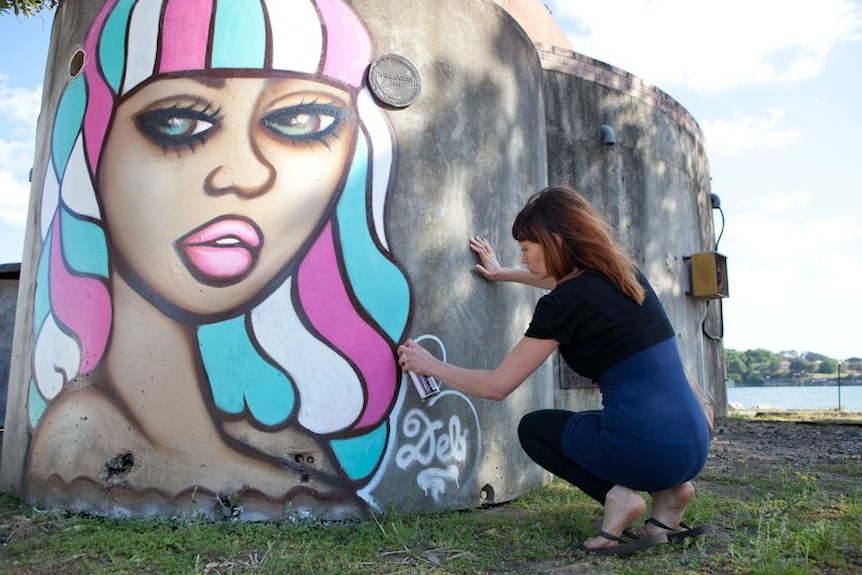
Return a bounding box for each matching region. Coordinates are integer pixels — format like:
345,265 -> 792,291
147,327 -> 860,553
264,0 -> 323,74
251,278 -> 363,434
40,158 -> 60,240
357,89 -> 394,251
121,0 -> 163,95
33,314 -> 81,400
61,136 -> 101,220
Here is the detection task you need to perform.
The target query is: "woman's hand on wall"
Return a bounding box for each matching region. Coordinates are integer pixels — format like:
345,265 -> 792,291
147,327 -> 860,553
470,236 -> 555,289
470,236 -> 505,281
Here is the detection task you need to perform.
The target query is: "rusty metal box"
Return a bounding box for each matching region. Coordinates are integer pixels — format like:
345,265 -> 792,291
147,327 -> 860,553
688,252 -> 729,299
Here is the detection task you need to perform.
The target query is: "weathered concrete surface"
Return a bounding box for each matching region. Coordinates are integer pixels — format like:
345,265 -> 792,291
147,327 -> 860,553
1,0 -> 723,520
491,0 -> 572,49
540,47 -> 726,414
1,0 -> 552,517
0,266 -> 21,428
353,0 -> 554,509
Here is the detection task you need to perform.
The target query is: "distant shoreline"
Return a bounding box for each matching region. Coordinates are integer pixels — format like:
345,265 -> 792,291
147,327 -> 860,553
727,383 -> 861,412
727,408 -> 862,420
728,379 -> 862,388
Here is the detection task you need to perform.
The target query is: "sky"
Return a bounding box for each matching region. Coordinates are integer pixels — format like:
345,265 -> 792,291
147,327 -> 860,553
544,0 -> 862,361
1,2 -> 861,360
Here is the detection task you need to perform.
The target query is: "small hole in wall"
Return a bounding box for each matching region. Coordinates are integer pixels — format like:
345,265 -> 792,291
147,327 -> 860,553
479,483 -> 495,505
102,451 -> 134,482
293,453 -> 315,465
69,49 -> 85,77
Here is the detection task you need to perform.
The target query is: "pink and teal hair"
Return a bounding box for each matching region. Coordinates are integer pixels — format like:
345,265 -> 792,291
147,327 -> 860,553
31,0 -> 410,479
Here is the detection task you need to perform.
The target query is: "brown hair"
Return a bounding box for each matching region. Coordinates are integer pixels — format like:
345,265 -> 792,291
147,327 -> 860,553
512,186 -> 646,304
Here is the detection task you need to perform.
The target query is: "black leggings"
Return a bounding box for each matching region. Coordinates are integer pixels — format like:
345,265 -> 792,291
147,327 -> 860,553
517,409 -> 612,504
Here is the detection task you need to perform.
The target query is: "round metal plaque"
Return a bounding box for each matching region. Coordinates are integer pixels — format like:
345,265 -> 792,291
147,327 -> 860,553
368,54 -> 421,108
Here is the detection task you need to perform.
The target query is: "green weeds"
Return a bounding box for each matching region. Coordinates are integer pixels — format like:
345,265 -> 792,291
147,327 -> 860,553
1,416 -> 860,574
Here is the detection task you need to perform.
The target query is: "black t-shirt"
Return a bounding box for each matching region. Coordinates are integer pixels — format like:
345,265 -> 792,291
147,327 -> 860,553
525,269 -> 675,381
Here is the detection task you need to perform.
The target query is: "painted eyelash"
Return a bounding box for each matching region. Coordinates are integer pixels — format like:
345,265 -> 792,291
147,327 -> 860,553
260,100 -> 351,149
168,102 -> 222,153
135,100 -> 223,153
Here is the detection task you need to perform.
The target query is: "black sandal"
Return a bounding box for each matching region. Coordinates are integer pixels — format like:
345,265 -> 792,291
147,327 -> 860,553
584,530 -> 669,555
645,517 -> 717,541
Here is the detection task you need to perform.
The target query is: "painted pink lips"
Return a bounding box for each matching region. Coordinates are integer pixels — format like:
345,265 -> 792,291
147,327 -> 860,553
177,217 -> 262,284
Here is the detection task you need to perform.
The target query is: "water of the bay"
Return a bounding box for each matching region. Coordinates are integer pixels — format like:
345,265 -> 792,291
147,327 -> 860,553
726,385 -> 862,411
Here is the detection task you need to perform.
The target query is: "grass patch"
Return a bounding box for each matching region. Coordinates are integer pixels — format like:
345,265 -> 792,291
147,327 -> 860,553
1,414 -> 861,574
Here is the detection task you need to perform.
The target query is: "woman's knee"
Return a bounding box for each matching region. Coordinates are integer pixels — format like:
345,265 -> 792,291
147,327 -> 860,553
518,409 -> 573,446
518,410 -> 544,438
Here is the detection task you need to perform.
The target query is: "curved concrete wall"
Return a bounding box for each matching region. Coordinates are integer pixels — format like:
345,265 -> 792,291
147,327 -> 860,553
1,0 -> 723,520
0,0 -> 551,518
491,0 -> 573,49
539,46 -> 727,414
354,0 -> 554,510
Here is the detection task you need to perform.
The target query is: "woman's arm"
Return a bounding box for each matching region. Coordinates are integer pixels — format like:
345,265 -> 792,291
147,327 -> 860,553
470,236 -> 556,290
397,336 -> 558,401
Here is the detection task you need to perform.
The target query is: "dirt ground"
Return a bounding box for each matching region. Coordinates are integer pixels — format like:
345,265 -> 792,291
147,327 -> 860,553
705,413 -> 862,480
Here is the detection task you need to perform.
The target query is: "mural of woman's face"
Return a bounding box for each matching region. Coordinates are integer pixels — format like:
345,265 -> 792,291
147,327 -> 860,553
98,75 -> 357,317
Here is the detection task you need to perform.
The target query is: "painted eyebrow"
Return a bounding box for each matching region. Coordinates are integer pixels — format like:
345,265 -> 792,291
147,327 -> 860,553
188,75 -> 227,89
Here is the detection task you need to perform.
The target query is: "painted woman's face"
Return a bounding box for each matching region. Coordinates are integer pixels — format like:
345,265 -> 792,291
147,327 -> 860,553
99,76 -> 357,317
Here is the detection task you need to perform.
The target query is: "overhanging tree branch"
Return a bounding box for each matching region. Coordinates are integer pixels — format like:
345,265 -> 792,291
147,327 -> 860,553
0,0 -> 59,17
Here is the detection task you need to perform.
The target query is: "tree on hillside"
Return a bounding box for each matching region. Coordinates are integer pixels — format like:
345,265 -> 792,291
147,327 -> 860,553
725,349 -> 748,384
744,349 -> 784,381
789,357 -> 812,377
725,348 -> 858,384
818,358 -> 839,374
725,348 -> 787,385
0,0 -> 58,16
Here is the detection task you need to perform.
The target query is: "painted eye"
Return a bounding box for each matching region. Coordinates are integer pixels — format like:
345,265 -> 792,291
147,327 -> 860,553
261,104 -> 341,142
135,107 -> 216,150
159,116 -> 213,138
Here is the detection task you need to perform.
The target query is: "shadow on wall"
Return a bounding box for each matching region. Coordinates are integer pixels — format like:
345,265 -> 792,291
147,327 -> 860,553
3,0 -> 555,519
0,0 -> 722,519
0,264 -> 21,428
364,0 -> 556,502
541,62 -> 724,410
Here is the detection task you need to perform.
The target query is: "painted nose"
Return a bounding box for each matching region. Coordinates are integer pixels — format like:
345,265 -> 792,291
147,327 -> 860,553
205,136 -> 275,198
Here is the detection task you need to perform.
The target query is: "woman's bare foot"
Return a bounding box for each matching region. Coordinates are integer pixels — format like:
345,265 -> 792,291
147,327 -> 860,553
583,485 -> 646,550
645,481 -> 696,536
